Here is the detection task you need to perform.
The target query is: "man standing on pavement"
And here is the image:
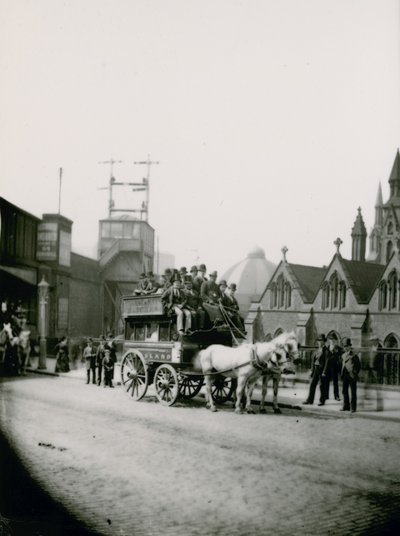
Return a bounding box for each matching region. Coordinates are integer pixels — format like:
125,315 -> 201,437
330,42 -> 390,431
303,334 -> 329,406
322,334 -> 342,402
364,336 -> 384,411
340,338 -> 361,413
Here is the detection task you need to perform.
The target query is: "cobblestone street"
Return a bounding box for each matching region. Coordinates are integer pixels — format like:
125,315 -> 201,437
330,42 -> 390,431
1,374 -> 400,536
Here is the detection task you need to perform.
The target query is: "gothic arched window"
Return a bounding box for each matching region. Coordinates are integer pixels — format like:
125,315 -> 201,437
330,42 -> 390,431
379,281 -> 388,310
322,282 -> 330,310
284,282 -> 292,309
387,221 -> 393,235
388,271 -> 398,310
277,275 -> 284,308
339,281 -> 346,309
386,241 -> 393,263
330,273 -> 339,309
270,283 -> 276,308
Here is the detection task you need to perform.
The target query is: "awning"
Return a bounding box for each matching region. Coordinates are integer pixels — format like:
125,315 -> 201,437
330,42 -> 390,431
0,265 -> 37,286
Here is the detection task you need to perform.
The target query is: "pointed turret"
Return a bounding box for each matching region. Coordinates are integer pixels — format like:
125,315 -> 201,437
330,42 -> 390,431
374,182 -> 383,227
388,148 -> 400,199
351,207 -> 367,261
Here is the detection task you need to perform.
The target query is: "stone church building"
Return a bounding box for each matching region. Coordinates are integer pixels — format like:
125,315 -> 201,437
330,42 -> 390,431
246,150 -> 400,352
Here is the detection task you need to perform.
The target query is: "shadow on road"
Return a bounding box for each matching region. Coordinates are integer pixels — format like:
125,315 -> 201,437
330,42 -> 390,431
0,431 -> 98,536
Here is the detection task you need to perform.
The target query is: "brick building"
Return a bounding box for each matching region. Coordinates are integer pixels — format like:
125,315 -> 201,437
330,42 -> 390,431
0,198 -> 154,352
246,150 -> 400,352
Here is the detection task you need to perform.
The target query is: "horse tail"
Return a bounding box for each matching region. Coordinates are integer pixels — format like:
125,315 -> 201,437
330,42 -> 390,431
192,347 -> 213,373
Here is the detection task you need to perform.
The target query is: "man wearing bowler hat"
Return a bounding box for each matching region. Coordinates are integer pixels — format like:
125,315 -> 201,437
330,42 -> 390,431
323,333 -> 342,402
303,334 -> 329,406
340,338 -> 361,413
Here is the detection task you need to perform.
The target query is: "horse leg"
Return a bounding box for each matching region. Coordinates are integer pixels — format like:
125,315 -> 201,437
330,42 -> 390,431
245,377 -> 258,414
272,374 -> 282,414
235,374 -> 247,414
204,375 -> 217,412
260,374 -> 268,414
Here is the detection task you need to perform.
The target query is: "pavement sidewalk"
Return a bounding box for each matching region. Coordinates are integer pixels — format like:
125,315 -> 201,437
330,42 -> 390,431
25,356 -> 400,422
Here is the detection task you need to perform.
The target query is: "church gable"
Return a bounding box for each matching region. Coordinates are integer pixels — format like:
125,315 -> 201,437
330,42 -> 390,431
261,261 -> 314,310
369,252 -> 400,312
313,255 -> 356,311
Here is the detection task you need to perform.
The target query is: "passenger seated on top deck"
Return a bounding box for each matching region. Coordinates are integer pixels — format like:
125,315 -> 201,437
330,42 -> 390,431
200,271 -> 224,325
134,273 -> 148,295
143,271 -> 160,294
221,282 -> 246,334
162,276 -> 192,335
193,264 -> 207,294
160,269 -> 173,297
179,266 -> 188,281
183,277 -> 206,330
200,271 -> 221,305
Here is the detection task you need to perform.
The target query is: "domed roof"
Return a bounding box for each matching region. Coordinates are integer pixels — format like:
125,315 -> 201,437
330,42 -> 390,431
221,246 -> 276,312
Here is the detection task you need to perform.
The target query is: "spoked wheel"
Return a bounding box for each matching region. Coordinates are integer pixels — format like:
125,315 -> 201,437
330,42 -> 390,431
154,364 -> 179,406
179,374 -> 204,399
211,375 -> 236,404
120,351 -> 148,401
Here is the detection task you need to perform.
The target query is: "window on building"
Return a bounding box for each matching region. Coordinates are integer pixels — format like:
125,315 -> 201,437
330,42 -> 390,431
284,282 -> 292,308
379,281 -> 388,311
386,241 -> 393,263
339,281 -> 346,309
330,273 -> 339,309
388,271 -> 398,311
277,275 -> 284,308
269,284 -> 276,308
322,282 -> 330,310
387,221 -> 393,235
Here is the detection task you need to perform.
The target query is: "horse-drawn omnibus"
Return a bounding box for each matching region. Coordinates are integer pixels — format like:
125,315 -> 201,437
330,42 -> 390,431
119,294 -> 236,406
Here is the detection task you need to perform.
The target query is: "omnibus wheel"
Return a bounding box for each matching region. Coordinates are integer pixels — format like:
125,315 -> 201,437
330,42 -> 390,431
211,375 -> 236,404
154,364 -> 179,406
120,351 -> 148,401
179,375 -> 204,399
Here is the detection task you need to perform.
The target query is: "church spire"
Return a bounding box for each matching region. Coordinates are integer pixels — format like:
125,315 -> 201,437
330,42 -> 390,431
351,207 -> 367,261
388,148 -> 400,198
374,182 -> 383,226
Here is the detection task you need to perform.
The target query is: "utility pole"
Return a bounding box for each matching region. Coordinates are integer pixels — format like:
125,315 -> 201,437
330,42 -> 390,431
133,154 -> 160,222
58,167 -> 63,214
98,158 -> 123,216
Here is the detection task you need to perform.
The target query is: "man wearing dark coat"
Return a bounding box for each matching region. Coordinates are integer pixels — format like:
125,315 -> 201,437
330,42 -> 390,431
340,338 -> 361,413
193,264 -> 207,294
322,334 -> 342,401
303,334 -> 329,406
163,278 -> 192,334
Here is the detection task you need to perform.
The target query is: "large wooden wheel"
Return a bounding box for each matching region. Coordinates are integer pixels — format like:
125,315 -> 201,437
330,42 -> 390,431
211,375 -> 236,404
154,364 -> 179,406
120,351 -> 148,401
179,374 -> 204,400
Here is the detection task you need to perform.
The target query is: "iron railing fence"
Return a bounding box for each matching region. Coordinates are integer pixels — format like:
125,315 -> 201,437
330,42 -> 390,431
297,346 -> 400,386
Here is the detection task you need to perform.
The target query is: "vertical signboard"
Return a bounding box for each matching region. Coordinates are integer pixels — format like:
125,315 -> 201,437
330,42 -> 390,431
59,230 -> 71,267
37,222 -> 58,261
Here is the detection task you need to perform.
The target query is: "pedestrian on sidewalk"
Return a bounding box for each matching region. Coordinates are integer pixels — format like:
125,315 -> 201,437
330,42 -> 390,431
103,349 -> 114,388
83,339 -> 96,384
340,338 -> 361,413
55,336 -> 70,373
363,336 -> 384,412
322,334 -> 342,402
96,335 -> 106,386
303,334 -> 329,406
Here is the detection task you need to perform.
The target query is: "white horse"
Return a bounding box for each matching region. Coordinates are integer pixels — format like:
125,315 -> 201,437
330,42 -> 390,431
198,331 -> 300,414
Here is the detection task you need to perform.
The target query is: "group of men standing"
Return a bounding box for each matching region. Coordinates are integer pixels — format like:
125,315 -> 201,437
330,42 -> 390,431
83,335 -> 117,388
303,333 -> 361,412
133,264 -> 244,336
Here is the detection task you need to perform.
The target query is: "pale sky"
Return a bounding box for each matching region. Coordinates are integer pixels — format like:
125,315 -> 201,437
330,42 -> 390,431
1,0 -> 399,275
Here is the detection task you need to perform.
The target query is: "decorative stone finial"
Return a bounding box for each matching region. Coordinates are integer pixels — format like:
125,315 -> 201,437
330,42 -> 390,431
334,237 -> 343,254
281,246 -> 288,262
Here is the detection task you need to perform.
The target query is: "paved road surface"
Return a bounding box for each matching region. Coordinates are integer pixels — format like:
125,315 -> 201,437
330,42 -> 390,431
1,374 -> 400,536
